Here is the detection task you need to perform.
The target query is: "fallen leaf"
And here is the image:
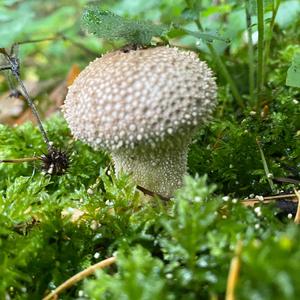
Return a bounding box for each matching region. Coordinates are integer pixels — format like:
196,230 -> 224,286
0,92 -> 24,124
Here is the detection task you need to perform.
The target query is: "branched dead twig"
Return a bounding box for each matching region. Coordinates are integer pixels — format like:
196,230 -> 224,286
42,256 -> 116,300
0,47 -> 51,148
0,46 -> 70,175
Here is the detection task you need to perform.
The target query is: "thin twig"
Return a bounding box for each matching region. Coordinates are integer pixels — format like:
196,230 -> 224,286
43,256 -> 116,300
273,177 -> 300,185
16,37 -> 58,45
294,189 -> 300,224
16,34 -> 99,56
226,240 -> 243,300
242,193 -> 297,207
0,157 -> 41,163
14,72 -> 51,148
0,65 -> 12,71
58,33 -> 99,57
1,49 -> 52,148
137,185 -> 170,201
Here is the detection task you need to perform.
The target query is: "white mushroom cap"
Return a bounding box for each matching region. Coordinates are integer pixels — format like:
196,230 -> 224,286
63,46 -> 217,197
63,46 -> 217,152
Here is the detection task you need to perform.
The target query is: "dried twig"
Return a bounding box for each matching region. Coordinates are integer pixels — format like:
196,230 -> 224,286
226,240 -> 243,300
1,48 -> 52,148
137,185 -> 170,201
242,193 -> 298,207
293,189 -> 300,224
0,157 -> 40,164
43,256 -> 116,300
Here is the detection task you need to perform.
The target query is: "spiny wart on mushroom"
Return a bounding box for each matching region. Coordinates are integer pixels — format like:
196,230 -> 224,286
63,46 -> 217,197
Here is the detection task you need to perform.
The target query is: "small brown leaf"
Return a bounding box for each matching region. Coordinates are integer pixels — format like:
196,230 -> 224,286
66,64 -> 80,87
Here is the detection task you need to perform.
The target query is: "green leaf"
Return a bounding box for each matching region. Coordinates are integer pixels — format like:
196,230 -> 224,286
81,8 -> 168,45
0,4 -> 34,47
276,0 -> 300,29
179,27 -> 230,43
286,53 -> 300,88
86,246 -> 167,300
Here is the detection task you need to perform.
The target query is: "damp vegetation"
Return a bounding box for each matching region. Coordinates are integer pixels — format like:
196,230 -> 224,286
0,1 -> 300,299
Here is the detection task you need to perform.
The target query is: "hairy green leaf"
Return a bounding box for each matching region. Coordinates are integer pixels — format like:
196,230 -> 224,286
81,8 -> 168,45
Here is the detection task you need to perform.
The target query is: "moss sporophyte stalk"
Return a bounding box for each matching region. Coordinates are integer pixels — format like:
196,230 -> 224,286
63,46 -> 217,197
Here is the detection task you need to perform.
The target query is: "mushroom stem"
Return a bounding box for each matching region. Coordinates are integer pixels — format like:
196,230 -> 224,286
112,141 -> 190,198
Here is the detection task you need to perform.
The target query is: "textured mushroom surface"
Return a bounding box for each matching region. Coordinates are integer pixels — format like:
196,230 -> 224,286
63,46 -> 217,197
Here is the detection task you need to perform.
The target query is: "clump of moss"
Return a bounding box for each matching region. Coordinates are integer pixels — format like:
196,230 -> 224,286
0,114 -> 299,299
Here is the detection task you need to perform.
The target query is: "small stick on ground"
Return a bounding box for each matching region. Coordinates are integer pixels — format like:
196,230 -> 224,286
43,256 -> 116,300
242,193 -> 298,207
137,185 -> 170,201
226,240 -> 243,300
0,157 -> 41,163
293,189 -> 300,224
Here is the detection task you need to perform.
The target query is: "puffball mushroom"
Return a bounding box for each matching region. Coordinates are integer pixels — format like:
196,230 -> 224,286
63,46 -> 217,197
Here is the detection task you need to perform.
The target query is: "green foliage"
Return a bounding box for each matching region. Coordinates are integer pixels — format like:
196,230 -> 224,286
84,174 -> 300,300
0,0 -> 300,299
286,53 -> 300,88
85,247 -> 167,300
0,1 -> 76,48
82,8 -> 168,45
188,92 -> 300,196
0,115 -> 299,299
237,226 -> 300,299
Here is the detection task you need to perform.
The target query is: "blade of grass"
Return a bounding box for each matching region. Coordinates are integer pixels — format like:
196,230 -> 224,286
256,138 -> 276,192
195,19 -> 244,108
245,0 -> 255,106
256,0 -> 265,105
263,0 -> 281,82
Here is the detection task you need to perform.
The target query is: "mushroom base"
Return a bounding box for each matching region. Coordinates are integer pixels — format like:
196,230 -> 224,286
112,144 -> 189,198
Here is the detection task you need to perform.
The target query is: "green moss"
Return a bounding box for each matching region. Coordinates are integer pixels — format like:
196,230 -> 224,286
1,1 -> 300,299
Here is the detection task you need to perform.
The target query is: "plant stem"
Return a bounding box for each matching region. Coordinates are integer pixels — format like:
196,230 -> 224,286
14,72 -> 52,148
256,0 -> 265,105
16,34 -> 99,57
245,0 -> 255,106
294,189 -> 300,224
1,49 -> 52,149
43,256 -> 116,300
0,157 -> 40,163
263,0 -> 281,82
195,20 -> 244,108
226,240 -> 243,300
256,138 -> 276,192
